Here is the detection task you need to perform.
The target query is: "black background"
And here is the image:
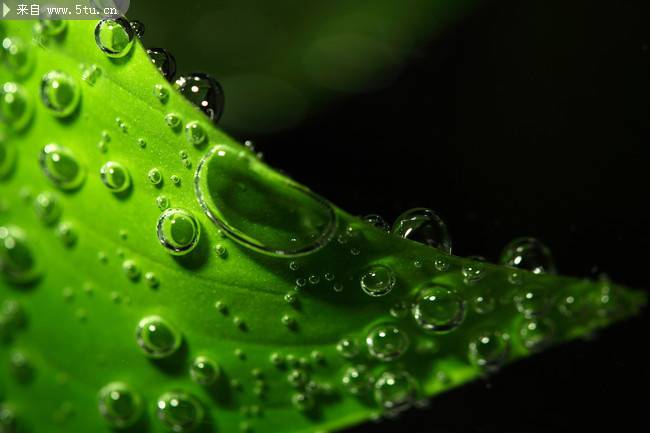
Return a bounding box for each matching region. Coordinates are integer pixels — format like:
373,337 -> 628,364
245,0 -> 649,431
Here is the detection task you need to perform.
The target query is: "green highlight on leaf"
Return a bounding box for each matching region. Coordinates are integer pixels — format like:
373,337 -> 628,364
0,19 -> 646,433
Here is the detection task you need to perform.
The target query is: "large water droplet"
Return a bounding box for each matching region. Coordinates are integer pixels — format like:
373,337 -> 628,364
1,37 -> 33,77
190,356 -> 220,386
360,264 -> 396,297
1,82 -> 32,130
98,382 -> 143,429
156,208 -> 201,255
147,48 -> 176,81
175,73 -> 224,123
95,18 -> 135,58
40,71 -> 80,117
100,161 -> 131,192
412,286 -> 465,333
366,324 -> 409,362
391,208 -> 451,253
156,391 -> 204,432
500,237 -> 556,274
135,315 -> 182,359
195,145 -> 336,256
468,331 -> 510,369
0,226 -> 40,284
39,144 -> 85,190
374,371 -> 417,411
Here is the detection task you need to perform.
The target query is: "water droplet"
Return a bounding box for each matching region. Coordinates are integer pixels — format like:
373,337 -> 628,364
0,404 -> 17,433
389,301 -> 408,318
40,71 -> 80,117
468,331 -> 510,369
185,121 -> 206,146
9,351 -> 33,383
1,139 -> 16,179
342,365 -> 373,396
519,318 -> 555,351
434,258 -> 450,272
156,195 -> 170,210
287,369 -> 308,387
147,48 -> 176,81
412,286 -> 465,333
284,292 -> 297,305
391,208 -> 451,253
374,371 -> 417,411
39,144 -> 85,190
363,214 -> 390,232
175,73 -> 224,123
156,208 -> 201,255
39,18 -> 67,36
462,261 -> 484,283
153,84 -> 169,102
195,145 -> 337,256
135,315 -> 182,359
144,272 -> 159,288
137,137 -> 147,148
95,18 -> 135,58
1,82 -> 32,130
513,286 -> 549,318
100,161 -> 131,192
291,392 -> 314,411
0,226 -> 40,284
366,324 -> 409,362
360,264 -> 396,297
165,113 -> 182,129
34,191 -> 61,225
1,37 -> 33,77
156,391 -> 204,432
281,314 -> 296,329
500,237 -> 556,274
81,64 -> 102,85
98,382 -> 143,429
190,356 -> 220,386
148,168 -> 163,185
122,260 -> 140,280
336,337 -> 359,358
472,293 -> 496,314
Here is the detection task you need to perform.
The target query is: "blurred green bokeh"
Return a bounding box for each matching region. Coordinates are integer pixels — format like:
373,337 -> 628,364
129,0 -> 476,134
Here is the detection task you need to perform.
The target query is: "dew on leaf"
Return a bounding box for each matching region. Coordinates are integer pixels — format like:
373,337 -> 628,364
1,82 -> 32,130
336,337 -> 359,359
40,71 -> 80,117
156,391 -> 204,432
391,208 -> 451,253
39,144 -> 85,190
519,318 -> 555,351
39,18 -> 67,36
513,285 -> 549,318
135,315 -> 182,359
147,47 -> 177,81
97,382 -> 143,429
185,121 -> 206,146
500,237 -> 556,274
362,214 -> 390,232
129,20 -> 145,39
1,37 -> 33,77
95,18 -> 135,58
156,208 -> 201,255
81,64 -> 102,85
366,324 -> 409,362
175,73 -> 224,123
164,113 -> 182,129
153,84 -> 169,102
468,331 -> 510,369
342,365 -> 372,396
100,161 -> 131,192
360,264 -> 395,297
0,225 -> 40,284
374,371 -> 417,411
190,356 -> 220,386
34,191 -> 61,225
412,286 -> 465,333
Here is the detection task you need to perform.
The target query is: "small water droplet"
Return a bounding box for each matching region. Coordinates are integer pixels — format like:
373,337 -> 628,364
342,365 -> 373,396
81,64 -> 101,85
122,260 -> 140,280
144,272 -> 159,288
39,144 -> 85,190
392,208 -> 451,253
175,73 -> 224,123
190,356 -> 220,386
360,264 -> 396,297
412,286 -> 465,333
137,138 -> 146,148
366,324 -> 409,362
34,191 -> 61,225
165,113 -> 182,129
336,337 -> 359,358
98,382 -> 143,429
148,168 -> 163,185
100,161 -> 131,192
40,71 -> 80,117
156,208 -> 201,255
156,195 -> 170,210
185,121 -> 206,146
291,392 -> 314,411
1,82 -> 32,130
153,84 -> 169,103
147,48 -> 176,81
374,371 -> 417,411
500,237 -> 556,274
462,261 -> 485,283
363,214 -> 390,232
95,18 -> 135,58
156,391 -> 204,432
513,286 -> 549,318
519,318 -> 555,351
0,404 -> 17,432
135,315 -> 182,359
0,226 -> 40,284
468,331 -> 510,369
472,293 -> 496,314
1,37 -> 33,77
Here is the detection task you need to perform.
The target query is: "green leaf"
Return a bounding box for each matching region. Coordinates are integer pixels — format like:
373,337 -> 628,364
0,19 -> 645,433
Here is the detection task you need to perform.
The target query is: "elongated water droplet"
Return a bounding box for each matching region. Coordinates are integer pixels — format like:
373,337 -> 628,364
39,144 -> 85,190
98,382 -> 143,429
391,208 -> 451,253
195,145 -> 336,256
412,286 -> 465,333
100,161 -> 131,192
185,121 -> 206,146
500,237 -> 556,274
95,18 -> 135,58
156,208 -> 201,255
164,113 -> 182,129
135,315 -> 182,359
147,48 -> 176,81
0,139 -> 16,179
156,391 -> 204,432
1,82 -> 32,130
468,331 -> 510,369
190,356 -> 220,386
374,371 -> 417,411
175,73 -> 224,123
0,226 -> 40,284
360,264 -> 395,297
34,191 -> 61,224
366,324 -> 409,362
40,71 -> 80,117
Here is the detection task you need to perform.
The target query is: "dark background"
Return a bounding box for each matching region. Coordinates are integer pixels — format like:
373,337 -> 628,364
244,0 -> 649,432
